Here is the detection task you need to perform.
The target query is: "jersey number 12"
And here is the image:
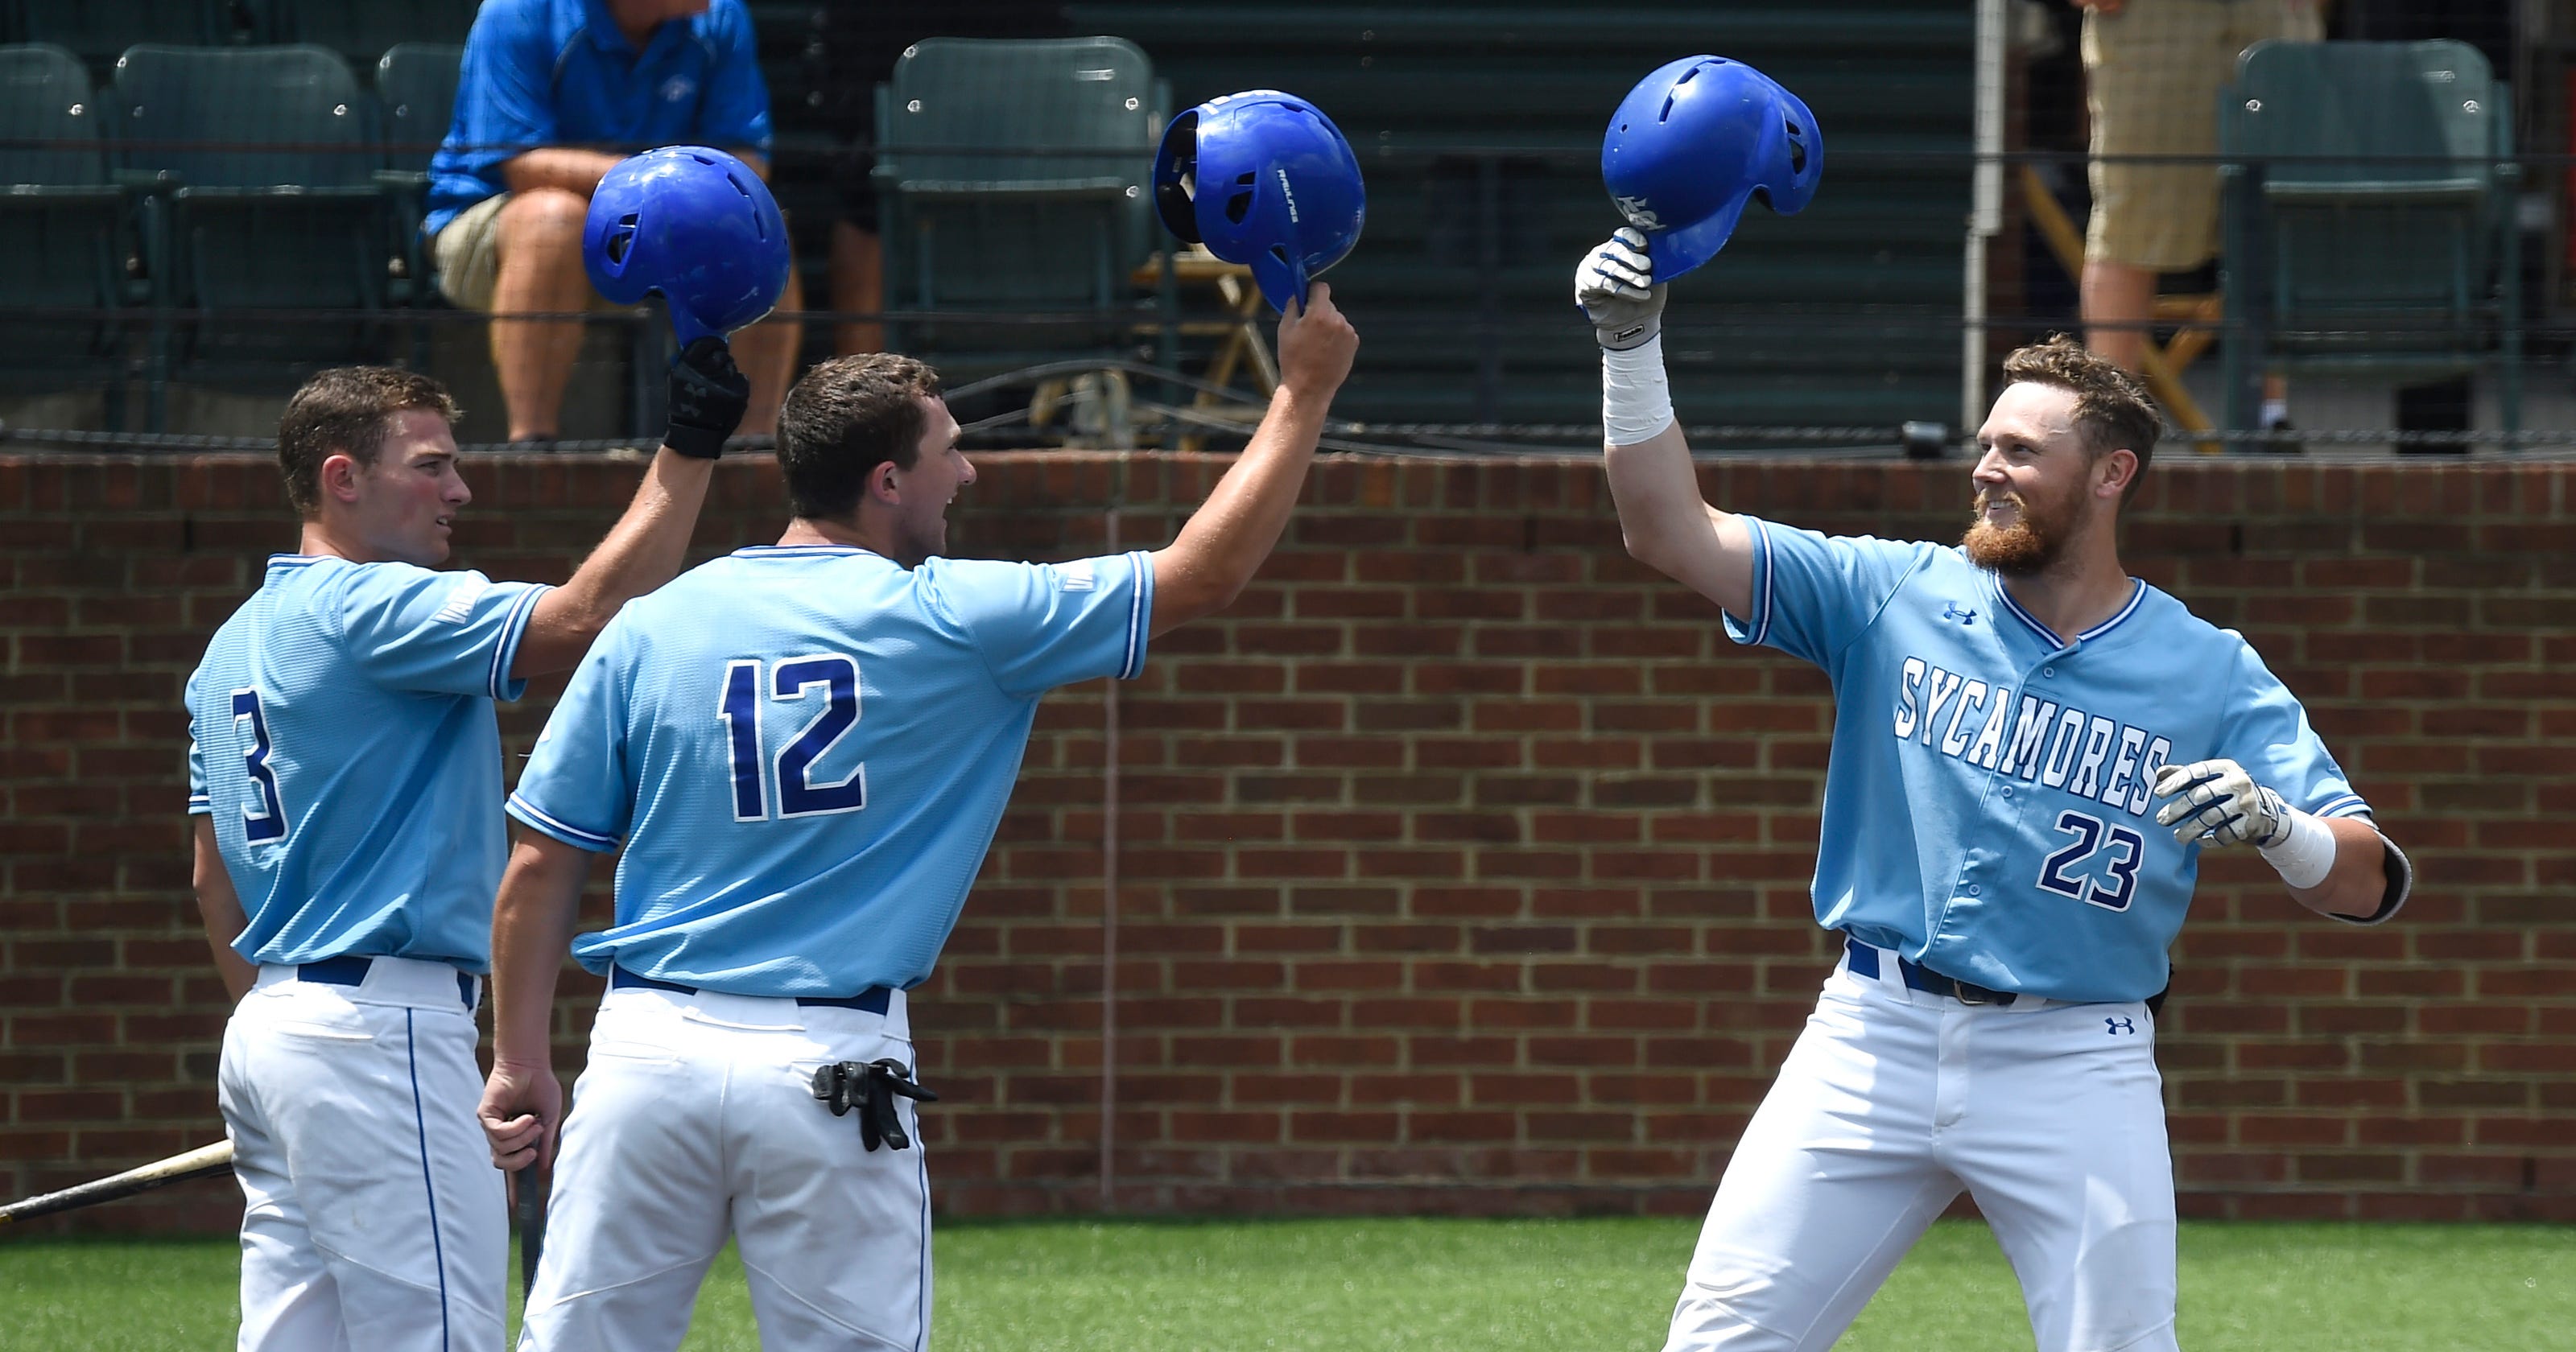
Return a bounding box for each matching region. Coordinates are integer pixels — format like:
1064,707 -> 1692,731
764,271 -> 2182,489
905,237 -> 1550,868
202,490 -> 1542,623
717,654 -> 868,822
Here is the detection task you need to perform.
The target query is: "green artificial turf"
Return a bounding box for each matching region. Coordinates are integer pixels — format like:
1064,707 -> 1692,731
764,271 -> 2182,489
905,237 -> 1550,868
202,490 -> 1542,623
2,1218 -> 2569,1350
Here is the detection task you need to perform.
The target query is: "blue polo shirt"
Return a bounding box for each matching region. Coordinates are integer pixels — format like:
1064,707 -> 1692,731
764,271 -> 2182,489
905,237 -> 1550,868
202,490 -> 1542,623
426,0 -> 773,238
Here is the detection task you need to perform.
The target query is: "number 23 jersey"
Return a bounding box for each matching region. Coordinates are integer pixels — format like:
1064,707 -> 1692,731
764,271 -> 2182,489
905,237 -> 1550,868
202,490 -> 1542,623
506,544 -> 1152,997
1728,517 -> 2373,1004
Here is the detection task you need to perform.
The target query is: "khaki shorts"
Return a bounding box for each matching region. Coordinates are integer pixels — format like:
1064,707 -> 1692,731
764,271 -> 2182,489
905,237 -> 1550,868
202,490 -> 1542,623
431,192 -> 621,312
2083,0 -> 2323,270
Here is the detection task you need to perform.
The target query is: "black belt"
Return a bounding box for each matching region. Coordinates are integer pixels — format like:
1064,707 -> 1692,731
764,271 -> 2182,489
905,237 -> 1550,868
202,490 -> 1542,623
611,965 -> 892,1015
299,954 -> 477,1010
1843,936 -> 2017,1007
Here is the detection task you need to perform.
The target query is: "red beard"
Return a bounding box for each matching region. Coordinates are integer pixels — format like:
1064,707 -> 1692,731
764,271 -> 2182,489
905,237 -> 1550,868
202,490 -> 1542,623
1962,488 -> 2065,574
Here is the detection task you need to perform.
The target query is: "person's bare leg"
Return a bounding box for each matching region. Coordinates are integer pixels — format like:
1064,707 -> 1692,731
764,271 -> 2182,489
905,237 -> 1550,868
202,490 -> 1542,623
489,188 -> 595,441
731,266 -> 803,438
829,219 -> 884,357
2080,258 -> 2156,374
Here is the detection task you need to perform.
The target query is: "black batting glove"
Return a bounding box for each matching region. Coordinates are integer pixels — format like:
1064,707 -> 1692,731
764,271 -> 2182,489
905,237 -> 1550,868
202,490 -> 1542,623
663,336 -> 749,460
811,1058 -> 939,1152
858,1058 -> 937,1152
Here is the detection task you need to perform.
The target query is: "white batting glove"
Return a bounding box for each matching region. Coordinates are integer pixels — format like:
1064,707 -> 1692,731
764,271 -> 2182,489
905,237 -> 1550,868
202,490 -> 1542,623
2152,759 -> 2292,848
1575,228 -> 1666,351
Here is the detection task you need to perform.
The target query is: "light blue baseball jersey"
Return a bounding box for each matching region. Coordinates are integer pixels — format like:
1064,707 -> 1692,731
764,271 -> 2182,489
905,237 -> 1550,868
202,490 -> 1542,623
1728,517 -> 2372,1004
187,554 -> 550,971
506,544 -> 1154,996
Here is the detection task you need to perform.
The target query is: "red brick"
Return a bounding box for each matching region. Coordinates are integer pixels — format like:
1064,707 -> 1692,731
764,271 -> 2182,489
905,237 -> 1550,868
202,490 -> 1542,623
10,454 -> 2576,1229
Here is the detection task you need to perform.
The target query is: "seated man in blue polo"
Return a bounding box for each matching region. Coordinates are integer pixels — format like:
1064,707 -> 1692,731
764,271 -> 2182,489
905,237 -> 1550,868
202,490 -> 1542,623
427,0 -> 803,443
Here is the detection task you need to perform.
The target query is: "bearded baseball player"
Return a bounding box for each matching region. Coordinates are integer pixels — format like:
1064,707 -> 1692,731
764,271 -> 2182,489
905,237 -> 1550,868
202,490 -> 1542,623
476,283 -> 1359,1350
184,350 -> 745,1350
1577,229 -> 2409,1352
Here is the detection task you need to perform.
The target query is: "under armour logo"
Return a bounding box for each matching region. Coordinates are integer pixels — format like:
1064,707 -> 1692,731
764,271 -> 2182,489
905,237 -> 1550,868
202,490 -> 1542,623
1613,195 -> 1662,230
1942,601 -> 1978,625
2106,1016 -> 2136,1036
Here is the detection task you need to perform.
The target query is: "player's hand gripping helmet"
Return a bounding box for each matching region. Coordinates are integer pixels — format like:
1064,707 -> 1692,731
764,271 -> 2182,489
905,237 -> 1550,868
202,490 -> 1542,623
1600,56 -> 1821,282
584,146 -> 791,348
1154,91 -> 1365,313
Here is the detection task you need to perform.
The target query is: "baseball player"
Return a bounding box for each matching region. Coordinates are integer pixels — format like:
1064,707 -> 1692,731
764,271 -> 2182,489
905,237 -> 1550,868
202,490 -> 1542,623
186,348 -> 748,1350
476,288 -> 1359,1350
1576,229 -> 2409,1352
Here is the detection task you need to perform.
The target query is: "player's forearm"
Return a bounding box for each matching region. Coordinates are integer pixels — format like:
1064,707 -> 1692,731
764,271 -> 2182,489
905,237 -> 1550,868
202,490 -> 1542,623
191,820 -> 256,1002
498,147 -> 624,198
488,835 -> 590,1069
2288,817 -> 2401,921
514,449 -> 715,676
1150,385 -> 1331,634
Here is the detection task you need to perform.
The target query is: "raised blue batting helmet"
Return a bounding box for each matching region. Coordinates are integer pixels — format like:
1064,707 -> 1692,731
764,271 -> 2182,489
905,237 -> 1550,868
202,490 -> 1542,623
1154,91 -> 1364,312
1601,56 -> 1821,282
584,146 -> 791,348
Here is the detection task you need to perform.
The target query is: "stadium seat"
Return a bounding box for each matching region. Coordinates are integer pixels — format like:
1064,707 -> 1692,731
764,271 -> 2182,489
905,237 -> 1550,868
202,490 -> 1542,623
872,36 -> 1166,381
0,43 -> 136,405
14,2 -> 234,72
248,0 -> 480,67
2219,39 -> 2520,435
376,42 -> 460,171
112,43 -> 396,407
377,42 -> 462,299
1066,2 -> 1972,432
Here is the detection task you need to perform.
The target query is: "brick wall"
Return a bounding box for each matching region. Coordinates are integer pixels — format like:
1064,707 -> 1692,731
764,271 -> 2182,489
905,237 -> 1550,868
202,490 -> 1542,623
2,451 -> 2570,1233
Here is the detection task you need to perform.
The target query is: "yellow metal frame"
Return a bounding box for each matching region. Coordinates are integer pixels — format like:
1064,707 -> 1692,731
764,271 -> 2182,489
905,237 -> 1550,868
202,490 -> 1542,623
2017,165 -> 2225,451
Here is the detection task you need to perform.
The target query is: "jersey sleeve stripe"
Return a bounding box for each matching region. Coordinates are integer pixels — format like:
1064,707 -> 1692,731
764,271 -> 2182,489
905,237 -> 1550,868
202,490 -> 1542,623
1744,517 -> 1775,648
486,583 -> 551,699
2314,793 -> 2371,818
188,794 -> 212,812
505,793 -> 621,852
1121,550 -> 1151,679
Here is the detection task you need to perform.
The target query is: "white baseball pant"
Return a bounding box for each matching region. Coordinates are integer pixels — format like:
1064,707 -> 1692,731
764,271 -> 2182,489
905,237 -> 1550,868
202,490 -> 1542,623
221,957 -> 506,1352
518,983 -> 930,1352
1662,941 -> 2177,1352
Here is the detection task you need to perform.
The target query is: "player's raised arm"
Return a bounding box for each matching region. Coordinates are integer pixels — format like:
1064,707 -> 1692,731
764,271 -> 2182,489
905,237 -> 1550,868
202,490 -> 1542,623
1579,229 -> 1761,620
1147,284 -> 1359,636
508,338 -> 746,677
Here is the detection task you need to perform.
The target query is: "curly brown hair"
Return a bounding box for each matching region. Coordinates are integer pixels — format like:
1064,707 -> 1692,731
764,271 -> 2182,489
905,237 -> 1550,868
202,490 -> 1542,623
275,367 -> 460,516
1998,335 -> 2161,503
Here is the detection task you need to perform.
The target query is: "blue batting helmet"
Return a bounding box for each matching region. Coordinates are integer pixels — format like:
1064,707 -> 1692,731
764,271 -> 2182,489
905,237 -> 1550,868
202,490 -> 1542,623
1600,56 -> 1821,282
1154,91 -> 1364,312
584,146 -> 791,348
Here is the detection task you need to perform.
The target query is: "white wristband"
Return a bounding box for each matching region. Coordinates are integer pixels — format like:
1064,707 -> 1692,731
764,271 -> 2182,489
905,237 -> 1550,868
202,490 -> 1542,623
2256,806 -> 2334,890
1602,335 -> 1675,447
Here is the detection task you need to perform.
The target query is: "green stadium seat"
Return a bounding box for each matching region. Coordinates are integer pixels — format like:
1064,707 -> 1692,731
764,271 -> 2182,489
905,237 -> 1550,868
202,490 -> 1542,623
873,35 -> 1167,380
111,43 -> 398,410
377,42 -> 460,172
377,42 -> 463,301
0,43 -> 136,403
1065,0 -> 1974,435
2219,39 -> 2520,435
15,2 -> 233,72
248,0 -> 480,66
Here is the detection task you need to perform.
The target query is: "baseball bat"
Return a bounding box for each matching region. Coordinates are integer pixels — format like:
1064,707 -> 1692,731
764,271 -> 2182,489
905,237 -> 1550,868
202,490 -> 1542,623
0,1140 -> 235,1227
514,1164 -> 547,1293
